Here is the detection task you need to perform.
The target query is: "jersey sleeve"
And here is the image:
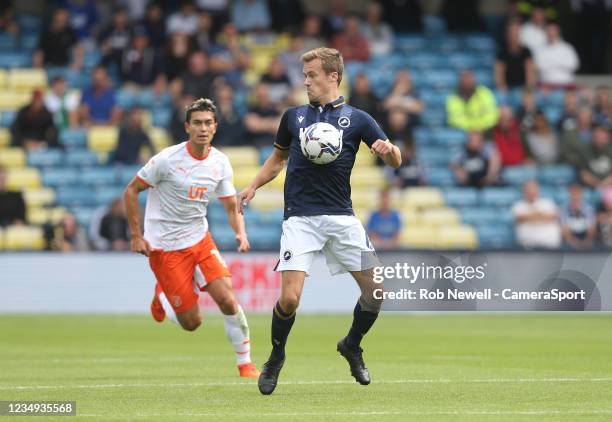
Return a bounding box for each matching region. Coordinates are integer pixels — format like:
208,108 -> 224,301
359,110 -> 388,148
273,109 -> 291,150
215,156 -> 237,199
137,152 -> 168,187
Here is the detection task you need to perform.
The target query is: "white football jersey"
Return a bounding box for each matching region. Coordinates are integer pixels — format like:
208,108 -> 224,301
137,142 -> 236,251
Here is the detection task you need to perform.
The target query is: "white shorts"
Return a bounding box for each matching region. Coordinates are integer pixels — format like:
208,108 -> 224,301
275,215 -> 378,276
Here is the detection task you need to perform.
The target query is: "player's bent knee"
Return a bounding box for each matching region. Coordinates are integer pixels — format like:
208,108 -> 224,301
179,316 -> 202,331
279,293 -> 300,314
359,291 -> 383,313
217,296 -> 238,315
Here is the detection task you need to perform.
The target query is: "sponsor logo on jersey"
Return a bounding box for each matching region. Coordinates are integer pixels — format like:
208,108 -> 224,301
188,185 -> 208,201
298,115 -> 304,123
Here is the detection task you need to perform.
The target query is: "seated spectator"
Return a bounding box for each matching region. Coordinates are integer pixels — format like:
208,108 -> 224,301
44,76 -> 79,130
516,89 -> 540,131
51,213 -> 89,251
446,70 -> 499,132
495,19 -> 536,91
260,57 -> 292,105
302,15 -> 325,52
579,125 -> 612,189
79,66 -> 121,126
593,85 -> 612,129
558,90 -> 579,131
513,180 -> 561,249
383,70 -> 423,123
331,15 -> 370,63
141,2 -> 165,48
533,21 -> 579,90
98,7 -> 132,69
390,142 -> 423,188
194,12 -> 214,53
596,187 -> 612,248
279,32 -> 307,89
112,107 -> 154,165
166,0 -> 200,36
244,83 -> 282,147
560,106 -> 592,167
361,1 -> 394,57
161,32 -> 195,84
99,198 -> 130,251
230,0 -> 271,33
0,3 -> 19,35
171,51 -> 217,101
66,0 -> 99,43
524,110 -> 559,165
384,109 -> 412,147
212,82 -> 246,147
33,8 -> 83,69
451,131 -> 501,188
0,165 -> 26,227
323,0 -> 348,38
119,27 -> 161,87
492,106 -> 528,166
348,73 -> 380,120
366,189 -> 401,250
519,5 -> 547,53
561,184 -> 596,250
169,94 -> 195,144
11,90 -> 58,151
209,23 -> 251,88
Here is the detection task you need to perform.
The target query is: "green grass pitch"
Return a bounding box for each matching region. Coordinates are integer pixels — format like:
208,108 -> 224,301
1,314 -> 611,421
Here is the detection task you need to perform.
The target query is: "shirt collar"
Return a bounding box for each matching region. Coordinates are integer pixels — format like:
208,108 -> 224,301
309,96 -> 345,110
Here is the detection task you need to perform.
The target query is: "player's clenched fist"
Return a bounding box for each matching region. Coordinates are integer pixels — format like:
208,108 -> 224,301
370,139 -> 393,155
131,235 -> 151,257
237,187 -> 256,214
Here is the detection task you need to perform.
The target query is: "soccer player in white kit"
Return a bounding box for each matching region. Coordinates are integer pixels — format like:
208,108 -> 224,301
124,98 -> 259,378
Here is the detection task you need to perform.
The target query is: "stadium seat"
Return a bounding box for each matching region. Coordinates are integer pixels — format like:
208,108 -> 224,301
247,225 -> 281,250
0,90 -> 30,110
0,52 -> 32,68
59,129 -> 87,149
88,126 -> 119,153
443,188 -> 478,207
80,167 -> 118,186
0,147 -> 26,167
413,127 -> 431,146
27,149 -> 63,167
402,187 -> 444,208
400,226 -> 437,248
116,165 -> 141,185
221,146 -> 259,168
395,34 -> 427,53
430,128 -> 465,147
538,165 -> 576,186
446,52 -> 479,70
350,167 -> 386,189
258,145 -> 274,165
417,147 -> 453,167
55,187 -> 98,207
422,70 -> 457,91
151,107 -> 172,127
72,206 -> 96,228
149,127 -> 171,150
0,33 -> 17,50
433,36 -> 461,52
23,187 -> 55,207
463,34 -> 496,52
460,207 -> 503,225
476,224 -> 515,248
27,206 -> 65,225
501,165 -> 538,186
0,69 -> 6,88
421,207 -> 460,227
423,14 -> 446,34
0,110 -> 15,127
94,186 -> 124,206
407,52 -> 444,69
249,189 -> 283,211
420,110 -> 446,127
0,128 -> 9,147
233,167 -> 260,189
425,167 -> 455,186
4,225 -> 45,250
480,187 -> 521,207
41,167 -> 79,187
435,225 -> 478,249
6,167 -> 40,189
7,68 -> 47,92
64,150 -> 99,167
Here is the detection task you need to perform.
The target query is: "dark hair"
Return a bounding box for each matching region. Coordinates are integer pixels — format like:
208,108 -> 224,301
185,98 -> 217,123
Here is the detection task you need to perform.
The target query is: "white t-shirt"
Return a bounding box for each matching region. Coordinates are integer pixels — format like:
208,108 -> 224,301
512,198 -> 561,249
533,40 -> 579,85
137,142 -> 236,251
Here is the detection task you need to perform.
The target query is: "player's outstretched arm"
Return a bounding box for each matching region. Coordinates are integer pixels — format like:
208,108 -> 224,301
124,177 -> 152,256
220,195 -> 250,252
371,139 -> 402,168
237,147 -> 288,214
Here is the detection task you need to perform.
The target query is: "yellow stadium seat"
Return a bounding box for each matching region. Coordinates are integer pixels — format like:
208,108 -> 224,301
0,147 -> 26,167
221,147 -> 259,168
0,69 -> 6,88
149,127 -> 171,150
27,207 -> 65,225
400,227 -> 437,249
0,227 -> 4,249
402,187 -> 444,209
268,169 -> 285,189
250,189 -> 283,211
421,207 -> 460,227
354,142 -> 376,167
400,208 -> 420,225
7,68 -> 48,92
435,225 -> 479,249
232,166 -> 260,189
23,187 -> 55,207
0,128 -> 9,147
350,167 -> 386,189
6,167 -> 40,189
88,126 -> 119,153
0,91 -> 30,110
4,225 -> 45,250
351,189 -> 378,210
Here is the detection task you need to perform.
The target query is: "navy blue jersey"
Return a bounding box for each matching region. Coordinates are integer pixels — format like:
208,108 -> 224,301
274,96 -> 387,219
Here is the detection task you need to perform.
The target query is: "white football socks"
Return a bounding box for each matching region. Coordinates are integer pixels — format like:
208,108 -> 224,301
223,305 -> 252,365
158,291 -> 179,324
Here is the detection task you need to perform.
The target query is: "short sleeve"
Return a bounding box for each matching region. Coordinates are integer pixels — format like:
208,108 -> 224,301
216,157 -> 237,199
359,110 -> 387,148
137,152 -> 168,187
274,109 -> 291,150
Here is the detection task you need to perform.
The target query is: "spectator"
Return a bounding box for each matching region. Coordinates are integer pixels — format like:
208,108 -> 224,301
112,107 -> 154,165
451,130 -> 501,187
44,76 -> 79,130
561,184 -> 596,250
383,70 -> 424,124
51,213 -> 89,251
212,82 -> 246,147
512,180 -> 561,249
572,0 -> 611,74
161,32 -> 195,84
171,51 -> 217,101
361,1 -> 394,57
495,19 -> 536,91
519,5 -> 547,53
278,32 -> 307,88
516,89 -> 540,131
593,85 -> 612,129
209,23 -> 251,88
0,3 -> 19,35
79,66 -> 121,126
446,70 -> 499,132
492,105 -> 528,166
331,15 -> 370,63
140,2 -> 165,48
194,11 -> 214,52
119,27 -> 161,87
533,21 -> 579,90
349,73 -> 380,120
390,142 -> 423,188
166,0 -> 199,36
366,189 -> 401,250
99,198 -> 130,251
169,94 -> 195,144
230,0 -> 271,33
579,125 -> 612,189
244,83 -> 282,147
380,0 -> 422,32
0,165 -> 26,227
302,15 -> 325,52
384,109 -> 412,147
442,0 -> 483,32
561,106 -> 592,167
98,7 -> 132,69
11,90 -> 58,151
65,0 -> 98,42
33,8 -> 83,69
260,57 -> 292,105
596,187 -> 612,248
323,0 -> 348,38
268,0 -> 304,32
524,110 -> 559,165
558,90 -> 580,132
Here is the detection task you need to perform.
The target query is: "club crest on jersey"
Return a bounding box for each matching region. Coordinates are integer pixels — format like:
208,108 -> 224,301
338,116 -> 350,128
283,250 -> 292,261
188,185 -> 208,201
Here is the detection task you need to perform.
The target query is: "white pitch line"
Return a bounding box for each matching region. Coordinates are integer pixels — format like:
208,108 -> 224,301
2,377 -> 612,391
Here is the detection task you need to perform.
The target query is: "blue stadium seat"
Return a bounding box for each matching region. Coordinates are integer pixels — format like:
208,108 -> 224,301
539,184 -> 557,202
152,107 -> 171,127
501,165 -> 538,186
433,36 -> 461,52
28,149 -> 63,167
460,207 -> 500,225
413,127 -> 431,146
476,224 -> 515,248
139,90 -> 172,109
115,165 -> 141,185
72,207 -> 96,228
473,70 -> 494,87
17,14 -> 42,31
257,209 -> 284,225
417,147 -> 453,166
0,34 -> 17,50
420,90 -> 448,109
443,188 -> 478,207
208,225 -> 238,250
425,167 -> 455,186
83,51 -> 101,69
420,110 -> 446,127
540,90 -> 565,108
422,70 -> 457,91
64,150 -> 99,167
93,186 -> 124,206
463,34 -> 496,53
423,15 -> 446,34
430,128 -> 465,146
0,52 -> 31,68
42,168 -> 79,187
55,187 -> 97,207
447,53 -> 478,70
20,34 -> 39,50
80,167 -> 118,186
538,165 -> 576,186
207,203 -> 227,225
407,52 -> 444,69
259,145 -> 274,164
0,111 -> 16,127
543,107 -> 563,126
59,129 -> 87,149
395,34 -> 427,53
481,187 -> 521,206
116,89 -> 135,109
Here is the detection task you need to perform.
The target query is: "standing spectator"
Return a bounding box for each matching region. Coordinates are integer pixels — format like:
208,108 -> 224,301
451,131 -> 501,187
171,51 -> 217,101
596,187 -> 612,248
98,7 -> 132,69
383,70 -> 424,123
533,21 -> 579,90
140,2 -> 165,48
213,82 -> 246,147
361,1 -> 394,58
44,76 -> 79,130
79,66 -> 121,126
593,85 -> 612,129
446,70 -> 499,132
209,23 -> 251,88
51,212 -> 89,251
512,180 -> 561,249
492,105 -> 528,166
112,107 -> 154,165
161,32 -> 195,84
561,184 -> 596,250
519,6 -> 547,53
384,109 -> 412,146
230,0 -> 271,33
99,198 -> 130,251
169,94 -> 195,144
441,0 -> 483,32
391,142 -> 423,188
33,8 -> 83,69
323,0 -> 348,38
0,165 -> 26,227
119,27 -> 161,87
560,107 -> 592,167
11,90 -> 58,151
260,57 -> 292,105
65,0 -> 98,43
331,15 -> 370,63
166,0 -> 200,36
366,189 -> 401,250
572,0 -> 611,74
579,125 -> 612,189
349,73 -> 380,120
495,19 -> 536,91
244,83 -> 282,147
194,11 -> 215,52
380,0 -> 422,32
524,110 -> 559,165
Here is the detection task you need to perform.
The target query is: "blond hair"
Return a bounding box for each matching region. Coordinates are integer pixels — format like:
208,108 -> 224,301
301,47 -> 344,86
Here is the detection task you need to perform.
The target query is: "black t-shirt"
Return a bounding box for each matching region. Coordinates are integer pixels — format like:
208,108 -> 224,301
38,28 -> 77,66
496,46 -> 532,88
0,191 -> 26,226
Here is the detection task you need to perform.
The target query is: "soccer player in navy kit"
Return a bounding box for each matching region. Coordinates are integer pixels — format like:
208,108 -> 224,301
238,48 -> 401,395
